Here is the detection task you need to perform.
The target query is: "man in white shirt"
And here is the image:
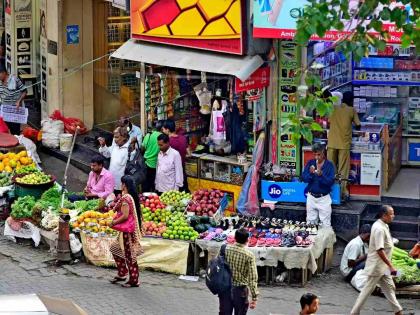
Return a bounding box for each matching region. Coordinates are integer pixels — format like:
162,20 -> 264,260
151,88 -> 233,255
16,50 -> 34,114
340,224 -> 371,282
98,127 -> 130,193
119,116 -> 143,148
351,205 -> 402,315
155,133 -> 183,194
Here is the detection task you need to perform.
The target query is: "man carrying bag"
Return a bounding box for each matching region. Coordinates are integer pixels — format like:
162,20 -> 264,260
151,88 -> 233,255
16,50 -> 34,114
125,140 -> 147,188
206,228 -> 259,315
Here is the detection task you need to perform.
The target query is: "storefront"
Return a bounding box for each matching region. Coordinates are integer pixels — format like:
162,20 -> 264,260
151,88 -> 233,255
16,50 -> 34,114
111,0 -> 269,207
253,0 -> 419,202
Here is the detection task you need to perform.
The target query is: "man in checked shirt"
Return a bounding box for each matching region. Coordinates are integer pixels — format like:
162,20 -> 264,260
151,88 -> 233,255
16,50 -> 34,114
219,228 -> 259,315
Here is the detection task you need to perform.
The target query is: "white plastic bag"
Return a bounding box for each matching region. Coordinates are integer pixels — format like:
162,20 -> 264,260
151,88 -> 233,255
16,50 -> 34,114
41,119 -> 64,148
4,218 -> 41,247
351,269 -> 368,292
69,233 -> 82,254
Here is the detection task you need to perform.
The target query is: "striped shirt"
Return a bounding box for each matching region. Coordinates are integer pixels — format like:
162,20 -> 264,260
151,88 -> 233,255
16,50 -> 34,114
0,75 -> 27,105
225,243 -> 259,300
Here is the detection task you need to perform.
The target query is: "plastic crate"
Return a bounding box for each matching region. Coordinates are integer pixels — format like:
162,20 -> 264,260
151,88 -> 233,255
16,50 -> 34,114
1,105 -> 28,124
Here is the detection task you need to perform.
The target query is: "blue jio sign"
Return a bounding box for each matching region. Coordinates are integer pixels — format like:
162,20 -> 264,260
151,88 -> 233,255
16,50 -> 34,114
408,142 -> 420,162
268,184 -> 283,198
261,180 -> 341,205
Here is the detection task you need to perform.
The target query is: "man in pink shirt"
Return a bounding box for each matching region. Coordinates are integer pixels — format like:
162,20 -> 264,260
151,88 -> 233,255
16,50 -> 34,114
155,134 -> 183,194
69,156 -> 115,202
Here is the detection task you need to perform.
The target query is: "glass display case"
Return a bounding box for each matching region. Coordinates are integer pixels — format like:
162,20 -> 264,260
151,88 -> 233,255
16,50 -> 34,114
199,155 -> 251,186
352,123 -> 385,152
362,102 -> 401,134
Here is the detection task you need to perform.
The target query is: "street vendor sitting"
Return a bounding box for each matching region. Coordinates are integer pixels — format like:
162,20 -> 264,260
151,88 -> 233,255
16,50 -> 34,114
68,155 -> 115,202
340,224 -> 371,283
302,143 -> 335,227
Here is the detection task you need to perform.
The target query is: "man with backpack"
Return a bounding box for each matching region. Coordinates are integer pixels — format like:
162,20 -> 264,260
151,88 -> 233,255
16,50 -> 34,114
218,228 -> 258,315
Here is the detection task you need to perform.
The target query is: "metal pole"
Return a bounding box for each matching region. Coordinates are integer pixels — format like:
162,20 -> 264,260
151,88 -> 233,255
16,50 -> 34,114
61,127 -> 79,208
57,127 -> 79,265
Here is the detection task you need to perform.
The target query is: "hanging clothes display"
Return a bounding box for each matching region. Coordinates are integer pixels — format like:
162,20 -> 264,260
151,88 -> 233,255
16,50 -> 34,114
209,99 -> 227,145
223,101 -> 247,154
194,83 -> 212,115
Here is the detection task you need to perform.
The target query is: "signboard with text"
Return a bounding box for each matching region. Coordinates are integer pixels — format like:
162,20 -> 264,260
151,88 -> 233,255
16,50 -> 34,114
261,180 -> 341,205
130,0 -> 245,54
5,0 -> 36,76
278,41 -> 301,175
235,67 -> 270,93
361,153 -> 382,185
253,0 -> 409,42
408,141 -> 420,162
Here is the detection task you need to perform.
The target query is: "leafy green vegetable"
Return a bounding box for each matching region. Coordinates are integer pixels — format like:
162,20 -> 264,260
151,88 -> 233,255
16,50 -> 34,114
74,199 -> 104,213
392,247 -> 420,284
11,196 -> 36,219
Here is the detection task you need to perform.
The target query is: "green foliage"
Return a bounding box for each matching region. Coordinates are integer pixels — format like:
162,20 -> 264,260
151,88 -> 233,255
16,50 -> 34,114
288,0 -> 419,144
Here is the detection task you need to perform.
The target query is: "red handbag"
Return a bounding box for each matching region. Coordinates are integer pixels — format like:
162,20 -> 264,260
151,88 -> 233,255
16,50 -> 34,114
112,196 -> 136,233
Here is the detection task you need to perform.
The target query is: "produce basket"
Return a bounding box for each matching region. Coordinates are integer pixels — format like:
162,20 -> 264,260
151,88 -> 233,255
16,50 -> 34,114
80,231 -> 116,267
12,174 -> 56,199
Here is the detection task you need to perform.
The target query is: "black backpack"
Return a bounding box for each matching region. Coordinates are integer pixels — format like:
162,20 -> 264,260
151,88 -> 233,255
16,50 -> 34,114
206,244 -> 232,295
125,142 -> 147,186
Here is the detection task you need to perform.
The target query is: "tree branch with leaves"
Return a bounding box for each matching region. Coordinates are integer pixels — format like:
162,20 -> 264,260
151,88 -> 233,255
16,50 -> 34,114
284,0 -> 419,144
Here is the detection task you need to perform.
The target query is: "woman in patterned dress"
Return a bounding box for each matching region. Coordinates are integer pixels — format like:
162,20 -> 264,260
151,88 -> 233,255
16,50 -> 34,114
109,175 -> 143,287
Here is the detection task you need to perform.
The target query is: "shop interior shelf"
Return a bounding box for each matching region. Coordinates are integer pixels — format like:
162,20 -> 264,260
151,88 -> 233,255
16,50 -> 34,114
352,80 -> 420,86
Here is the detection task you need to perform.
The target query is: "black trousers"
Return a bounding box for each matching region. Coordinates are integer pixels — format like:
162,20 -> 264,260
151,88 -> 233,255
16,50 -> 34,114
142,166 -> 156,193
345,261 -> 366,283
219,286 -> 249,315
6,122 -> 20,135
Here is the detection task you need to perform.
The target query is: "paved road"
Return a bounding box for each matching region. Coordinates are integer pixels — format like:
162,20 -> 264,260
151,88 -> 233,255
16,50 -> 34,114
0,236 -> 418,315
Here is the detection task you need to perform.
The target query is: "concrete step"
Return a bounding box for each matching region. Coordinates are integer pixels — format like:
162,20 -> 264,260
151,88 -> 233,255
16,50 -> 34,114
40,128 -> 113,174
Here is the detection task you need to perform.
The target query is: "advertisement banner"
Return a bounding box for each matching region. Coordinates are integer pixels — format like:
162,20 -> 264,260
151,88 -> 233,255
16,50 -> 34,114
261,180 -> 341,205
278,41 -> 300,174
360,153 -> 381,185
408,141 -> 420,162
253,0 -> 408,42
40,0 -> 48,112
5,0 -> 35,76
235,67 -> 270,93
130,0 -> 244,54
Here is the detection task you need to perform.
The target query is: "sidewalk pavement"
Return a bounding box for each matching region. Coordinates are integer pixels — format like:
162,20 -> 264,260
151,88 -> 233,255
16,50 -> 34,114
0,234 -> 418,315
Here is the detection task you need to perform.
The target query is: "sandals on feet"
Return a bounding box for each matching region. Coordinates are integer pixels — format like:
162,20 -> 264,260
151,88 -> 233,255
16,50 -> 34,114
121,282 -> 140,288
110,277 -> 127,284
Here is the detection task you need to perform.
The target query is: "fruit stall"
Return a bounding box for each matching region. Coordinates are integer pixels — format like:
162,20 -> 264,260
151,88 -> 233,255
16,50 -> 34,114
186,154 -> 251,209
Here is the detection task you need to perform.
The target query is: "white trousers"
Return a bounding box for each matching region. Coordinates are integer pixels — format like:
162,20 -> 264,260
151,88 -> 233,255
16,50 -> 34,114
351,275 -> 402,314
306,193 -> 332,227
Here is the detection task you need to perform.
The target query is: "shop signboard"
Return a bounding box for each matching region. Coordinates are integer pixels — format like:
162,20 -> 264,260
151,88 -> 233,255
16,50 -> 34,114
360,153 -> 382,185
130,0 -> 245,54
40,0 -> 48,113
408,141 -> 420,162
253,0 -> 410,43
261,180 -> 341,205
278,41 -> 301,175
235,67 -> 270,93
5,0 -> 36,76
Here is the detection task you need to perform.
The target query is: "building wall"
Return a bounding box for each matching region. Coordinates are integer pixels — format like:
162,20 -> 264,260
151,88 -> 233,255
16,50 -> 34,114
61,0 -> 94,128
43,0 -> 94,128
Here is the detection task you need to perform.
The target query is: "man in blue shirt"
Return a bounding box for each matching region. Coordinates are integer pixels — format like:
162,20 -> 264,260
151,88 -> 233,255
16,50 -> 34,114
302,143 -> 335,227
